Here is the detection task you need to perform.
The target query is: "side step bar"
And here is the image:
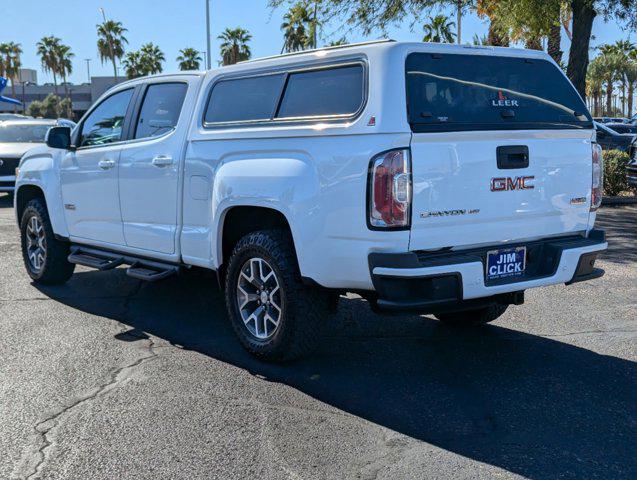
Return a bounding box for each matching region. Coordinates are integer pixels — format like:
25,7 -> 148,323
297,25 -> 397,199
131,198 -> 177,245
68,246 -> 181,282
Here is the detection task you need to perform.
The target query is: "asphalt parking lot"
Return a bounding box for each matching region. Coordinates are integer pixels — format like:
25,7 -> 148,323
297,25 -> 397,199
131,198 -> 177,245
0,192 -> 635,480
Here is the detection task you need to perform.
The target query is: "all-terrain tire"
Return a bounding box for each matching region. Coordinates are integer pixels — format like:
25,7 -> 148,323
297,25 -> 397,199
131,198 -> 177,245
20,198 -> 75,285
224,229 -> 329,362
435,304 -> 509,326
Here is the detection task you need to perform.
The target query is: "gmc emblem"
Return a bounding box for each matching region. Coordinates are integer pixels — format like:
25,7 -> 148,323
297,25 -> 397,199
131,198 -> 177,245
491,176 -> 535,192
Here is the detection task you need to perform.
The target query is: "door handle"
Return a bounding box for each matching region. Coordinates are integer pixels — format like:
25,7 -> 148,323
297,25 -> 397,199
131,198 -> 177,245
98,159 -> 116,170
152,155 -> 173,167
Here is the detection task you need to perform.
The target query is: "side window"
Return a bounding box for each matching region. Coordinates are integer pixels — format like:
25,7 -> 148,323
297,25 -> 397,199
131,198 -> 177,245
276,65 -> 364,119
79,89 -> 133,147
134,83 -> 188,139
204,74 -> 285,124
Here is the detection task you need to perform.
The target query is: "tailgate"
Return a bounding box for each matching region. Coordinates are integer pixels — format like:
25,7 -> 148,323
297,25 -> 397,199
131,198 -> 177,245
409,129 -> 593,251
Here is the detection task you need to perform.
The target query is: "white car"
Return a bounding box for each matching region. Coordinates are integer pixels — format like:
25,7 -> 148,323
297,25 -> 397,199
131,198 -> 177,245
0,119 -> 66,195
15,41 -> 607,361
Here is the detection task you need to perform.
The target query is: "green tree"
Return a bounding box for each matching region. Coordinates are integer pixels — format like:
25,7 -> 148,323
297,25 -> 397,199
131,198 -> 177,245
139,43 -> 165,74
97,20 -> 128,78
2,42 -> 22,112
476,0 -> 509,46
321,0 -> 637,98
328,36 -> 348,46
177,48 -> 202,70
586,58 -> 605,116
55,43 -> 74,118
422,15 -> 456,43
280,4 -> 311,52
218,28 -> 252,65
122,51 -> 143,79
271,1 -> 323,49
26,93 -> 66,119
37,36 -> 61,95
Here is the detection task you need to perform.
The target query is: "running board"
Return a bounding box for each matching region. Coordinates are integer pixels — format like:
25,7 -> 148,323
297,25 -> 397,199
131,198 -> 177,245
68,246 -> 180,282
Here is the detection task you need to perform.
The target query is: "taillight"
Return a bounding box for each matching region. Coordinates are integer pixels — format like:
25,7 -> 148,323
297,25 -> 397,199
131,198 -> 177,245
591,143 -> 603,211
368,149 -> 411,229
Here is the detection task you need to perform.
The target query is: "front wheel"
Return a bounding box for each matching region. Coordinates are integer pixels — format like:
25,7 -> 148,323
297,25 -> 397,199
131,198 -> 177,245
20,198 -> 75,285
435,304 -> 508,326
224,229 -> 329,362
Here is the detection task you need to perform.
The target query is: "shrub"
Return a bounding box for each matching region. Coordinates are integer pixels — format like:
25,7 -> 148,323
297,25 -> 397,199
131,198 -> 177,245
26,94 -> 73,120
602,149 -> 630,196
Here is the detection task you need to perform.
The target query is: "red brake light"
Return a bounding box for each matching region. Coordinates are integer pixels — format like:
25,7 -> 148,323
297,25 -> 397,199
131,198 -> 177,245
591,143 -> 603,211
369,149 -> 411,228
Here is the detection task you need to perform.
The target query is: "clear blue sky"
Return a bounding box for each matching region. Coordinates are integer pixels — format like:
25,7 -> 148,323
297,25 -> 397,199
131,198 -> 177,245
1,0 -> 634,84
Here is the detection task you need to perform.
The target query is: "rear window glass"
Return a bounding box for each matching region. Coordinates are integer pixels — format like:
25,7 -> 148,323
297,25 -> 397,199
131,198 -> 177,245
204,74 -> 285,124
406,53 -> 592,132
135,83 -> 188,139
276,65 -> 364,119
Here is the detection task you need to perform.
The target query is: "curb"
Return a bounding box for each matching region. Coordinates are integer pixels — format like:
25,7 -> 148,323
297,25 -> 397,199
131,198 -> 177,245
602,196 -> 637,206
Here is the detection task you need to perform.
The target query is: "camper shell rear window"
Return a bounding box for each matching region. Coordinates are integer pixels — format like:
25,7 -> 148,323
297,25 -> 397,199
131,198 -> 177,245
405,52 -> 592,132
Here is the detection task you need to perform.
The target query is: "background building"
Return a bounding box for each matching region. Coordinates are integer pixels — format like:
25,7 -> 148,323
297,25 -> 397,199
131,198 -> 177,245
0,74 -> 124,119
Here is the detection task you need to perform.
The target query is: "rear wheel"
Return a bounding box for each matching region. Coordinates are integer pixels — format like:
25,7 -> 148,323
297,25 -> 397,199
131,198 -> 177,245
435,304 -> 508,326
20,198 -> 75,285
225,229 -> 329,362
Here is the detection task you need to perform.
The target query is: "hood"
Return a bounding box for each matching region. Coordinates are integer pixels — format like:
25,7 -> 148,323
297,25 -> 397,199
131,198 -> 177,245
0,142 -> 43,158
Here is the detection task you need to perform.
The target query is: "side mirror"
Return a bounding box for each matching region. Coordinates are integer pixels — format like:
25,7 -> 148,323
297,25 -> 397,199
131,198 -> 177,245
46,126 -> 73,150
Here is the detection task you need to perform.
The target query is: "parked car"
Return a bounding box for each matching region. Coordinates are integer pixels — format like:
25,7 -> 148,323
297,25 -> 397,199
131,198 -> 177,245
594,117 -> 629,124
15,41 -> 607,361
605,123 -> 637,135
0,113 -> 31,121
594,121 -> 634,152
0,119 -> 68,195
628,139 -> 637,188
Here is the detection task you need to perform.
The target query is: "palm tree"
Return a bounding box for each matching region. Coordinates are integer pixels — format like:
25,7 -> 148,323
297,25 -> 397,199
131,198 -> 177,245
328,37 -> 348,47
624,60 -> 637,117
37,36 -> 61,95
422,15 -> 456,44
97,20 -> 128,78
139,43 -> 165,74
596,51 -> 624,115
280,4 -> 310,53
587,58 -> 605,116
1,42 -> 22,113
218,28 -> 252,66
55,43 -> 74,118
0,43 -> 8,79
122,51 -> 143,79
177,48 -> 202,71
476,0 -> 509,47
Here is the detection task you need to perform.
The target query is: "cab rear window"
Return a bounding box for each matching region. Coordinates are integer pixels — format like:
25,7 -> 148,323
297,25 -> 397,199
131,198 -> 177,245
406,52 -> 592,132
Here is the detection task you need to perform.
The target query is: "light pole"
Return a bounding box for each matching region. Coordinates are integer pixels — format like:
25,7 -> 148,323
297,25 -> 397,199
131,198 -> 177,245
21,81 -> 32,115
84,59 -> 92,83
205,0 -> 212,70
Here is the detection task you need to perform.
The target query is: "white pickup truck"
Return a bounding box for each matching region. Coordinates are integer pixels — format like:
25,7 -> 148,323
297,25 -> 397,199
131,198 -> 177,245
15,41 -> 607,361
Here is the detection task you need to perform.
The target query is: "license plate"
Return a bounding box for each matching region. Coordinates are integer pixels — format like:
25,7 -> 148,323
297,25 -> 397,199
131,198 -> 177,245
486,246 -> 526,281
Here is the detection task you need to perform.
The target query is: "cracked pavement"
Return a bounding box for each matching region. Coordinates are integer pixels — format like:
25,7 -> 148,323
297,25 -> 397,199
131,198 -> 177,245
0,193 -> 635,479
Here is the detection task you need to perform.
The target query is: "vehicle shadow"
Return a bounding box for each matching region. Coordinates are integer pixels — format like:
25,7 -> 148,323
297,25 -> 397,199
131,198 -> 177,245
36,270 -> 637,479
0,193 -> 13,208
596,205 -> 637,264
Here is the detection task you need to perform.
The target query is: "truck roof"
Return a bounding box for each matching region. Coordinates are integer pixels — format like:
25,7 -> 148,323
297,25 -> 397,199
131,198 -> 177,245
126,40 -> 555,86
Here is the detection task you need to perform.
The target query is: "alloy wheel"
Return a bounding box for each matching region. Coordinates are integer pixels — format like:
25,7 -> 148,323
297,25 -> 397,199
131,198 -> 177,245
25,215 -> 47,273
236,257 -> 282,340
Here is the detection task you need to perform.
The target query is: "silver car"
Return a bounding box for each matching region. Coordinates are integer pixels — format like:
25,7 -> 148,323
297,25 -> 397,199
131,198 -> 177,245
0,119 -> 75,195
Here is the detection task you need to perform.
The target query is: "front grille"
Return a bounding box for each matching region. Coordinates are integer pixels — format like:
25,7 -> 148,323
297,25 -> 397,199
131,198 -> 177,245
0,158 -> 19,177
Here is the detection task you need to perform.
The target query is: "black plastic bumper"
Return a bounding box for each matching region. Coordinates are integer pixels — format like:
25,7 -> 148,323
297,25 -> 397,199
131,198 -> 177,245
369,229 -> 606,313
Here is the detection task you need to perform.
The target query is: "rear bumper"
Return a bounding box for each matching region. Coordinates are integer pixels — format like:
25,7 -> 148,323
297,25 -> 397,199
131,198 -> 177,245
369,230 -> 607,312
